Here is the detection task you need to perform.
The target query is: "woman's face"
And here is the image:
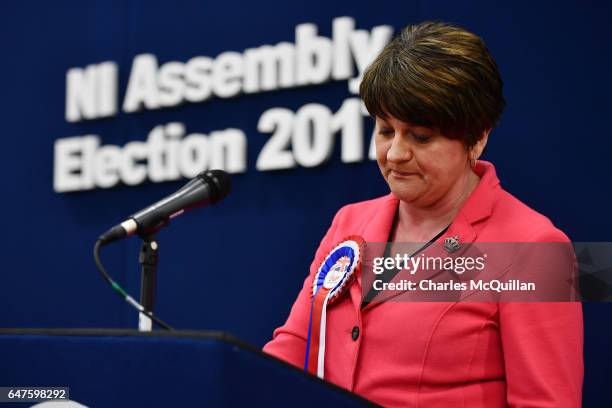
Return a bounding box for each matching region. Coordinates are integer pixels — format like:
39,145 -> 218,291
375,115 -> 472,208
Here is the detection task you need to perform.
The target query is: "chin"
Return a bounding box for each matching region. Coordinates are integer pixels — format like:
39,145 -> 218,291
390,188 -> 421,203
385,177 -> 418,200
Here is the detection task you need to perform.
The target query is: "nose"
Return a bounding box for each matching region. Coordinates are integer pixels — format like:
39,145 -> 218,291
387,132 -> 414,163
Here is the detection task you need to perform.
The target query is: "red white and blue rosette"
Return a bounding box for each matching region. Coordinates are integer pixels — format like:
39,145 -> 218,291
305,236 -> 364,379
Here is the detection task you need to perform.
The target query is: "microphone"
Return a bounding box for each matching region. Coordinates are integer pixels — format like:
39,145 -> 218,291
97,170 -> 231,246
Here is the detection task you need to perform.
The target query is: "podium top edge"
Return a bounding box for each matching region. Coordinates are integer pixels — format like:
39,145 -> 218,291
0,328 -> 242,343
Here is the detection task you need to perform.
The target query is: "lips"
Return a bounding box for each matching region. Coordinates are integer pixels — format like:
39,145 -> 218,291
389,169 -> 418,178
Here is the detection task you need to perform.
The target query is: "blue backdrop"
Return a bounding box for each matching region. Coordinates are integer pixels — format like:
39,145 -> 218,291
1,0 -> 610,405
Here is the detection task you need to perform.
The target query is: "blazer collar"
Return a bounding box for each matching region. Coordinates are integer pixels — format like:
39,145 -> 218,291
457,160 -> 500,225
352,160 -> 501,309
445,160 -> 500,244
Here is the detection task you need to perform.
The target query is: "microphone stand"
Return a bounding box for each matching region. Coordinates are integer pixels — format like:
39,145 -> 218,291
138,234 -> 158,332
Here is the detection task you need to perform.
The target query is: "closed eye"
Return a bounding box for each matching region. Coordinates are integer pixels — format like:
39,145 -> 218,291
378,128 -> 394,137
412,133 -> 431,144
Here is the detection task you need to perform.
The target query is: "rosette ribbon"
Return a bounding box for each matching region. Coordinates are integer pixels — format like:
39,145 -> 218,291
304,236 -> 364,379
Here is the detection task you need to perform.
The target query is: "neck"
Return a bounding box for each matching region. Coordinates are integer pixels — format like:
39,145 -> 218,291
394,169 -> 480,241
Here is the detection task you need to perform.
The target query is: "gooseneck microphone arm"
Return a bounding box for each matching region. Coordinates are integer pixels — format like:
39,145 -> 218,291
92,170 -> 231,331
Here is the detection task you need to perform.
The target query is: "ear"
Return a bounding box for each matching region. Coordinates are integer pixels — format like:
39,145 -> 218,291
471,129 -> 490,160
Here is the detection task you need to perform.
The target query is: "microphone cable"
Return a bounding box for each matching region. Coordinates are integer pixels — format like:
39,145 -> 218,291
93,240 -> 174,331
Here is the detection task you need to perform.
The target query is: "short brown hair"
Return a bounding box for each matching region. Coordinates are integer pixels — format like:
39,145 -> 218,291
360,21 -> 505,147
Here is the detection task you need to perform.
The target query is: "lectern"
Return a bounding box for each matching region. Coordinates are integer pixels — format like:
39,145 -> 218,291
0,329 -> 376,407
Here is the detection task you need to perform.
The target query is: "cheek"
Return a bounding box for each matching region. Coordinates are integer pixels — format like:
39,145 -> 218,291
419,149 -> 466,185
375,137 -> 390,165
417,144 -> 465,177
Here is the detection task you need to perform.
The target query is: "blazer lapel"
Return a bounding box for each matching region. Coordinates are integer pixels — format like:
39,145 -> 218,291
348,194 -> 399,311
361,209 -> 479,307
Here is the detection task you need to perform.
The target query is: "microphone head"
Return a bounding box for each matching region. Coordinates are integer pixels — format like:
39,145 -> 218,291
198,170 -> 231,203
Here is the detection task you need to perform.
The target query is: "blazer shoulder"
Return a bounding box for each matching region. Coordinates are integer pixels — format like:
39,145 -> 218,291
334,194 -> 391,219
492,189 -> 570,243
329,194 -> 394,234
337,194 -> 391,214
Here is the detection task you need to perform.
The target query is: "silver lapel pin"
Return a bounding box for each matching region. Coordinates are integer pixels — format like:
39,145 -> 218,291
444,235 -> 461,253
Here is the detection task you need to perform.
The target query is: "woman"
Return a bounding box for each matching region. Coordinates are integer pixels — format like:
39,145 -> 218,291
264,22 -> 583,407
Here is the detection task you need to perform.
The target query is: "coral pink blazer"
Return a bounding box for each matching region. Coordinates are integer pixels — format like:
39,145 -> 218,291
263,161 -> 583,407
